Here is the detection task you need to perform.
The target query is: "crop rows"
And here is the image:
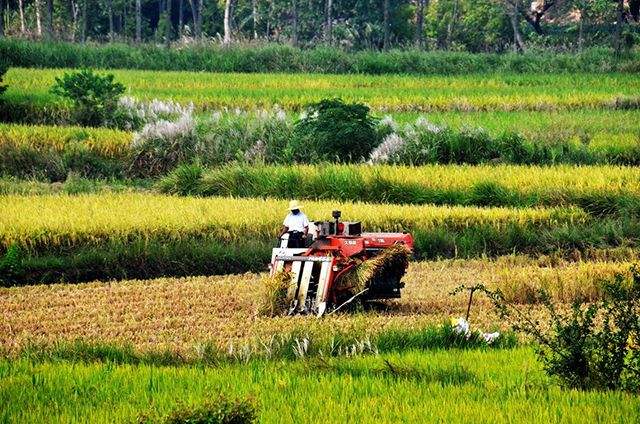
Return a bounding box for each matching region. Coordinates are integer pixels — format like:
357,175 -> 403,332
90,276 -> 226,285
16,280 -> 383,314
4,193 -> 626,284
163,164 -> 640,215
4,347 -> 639,423
0,258 -> 632,353
0,124 -> 132,180
5,68 -> 640,112
0,194 -> 586,251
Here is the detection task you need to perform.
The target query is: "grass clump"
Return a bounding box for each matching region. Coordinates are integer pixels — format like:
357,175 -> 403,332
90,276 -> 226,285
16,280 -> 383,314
139,396 -> 257,424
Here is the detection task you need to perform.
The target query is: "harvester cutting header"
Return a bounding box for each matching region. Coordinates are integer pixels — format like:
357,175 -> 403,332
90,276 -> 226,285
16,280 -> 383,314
270,201 -> 414,317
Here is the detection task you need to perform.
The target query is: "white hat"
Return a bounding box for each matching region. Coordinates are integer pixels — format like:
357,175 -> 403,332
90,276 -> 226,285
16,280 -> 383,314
287,200 -> 304,211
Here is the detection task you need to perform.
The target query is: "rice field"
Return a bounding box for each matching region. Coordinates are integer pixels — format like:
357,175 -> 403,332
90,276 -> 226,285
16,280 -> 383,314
5,68 -> 640,112
0,258 -> 634,354
2,347 -> 638,424
0,123 -> 132,157
185,163 -> 640,211
2,53 -> 639,422
0,193 -> 587,252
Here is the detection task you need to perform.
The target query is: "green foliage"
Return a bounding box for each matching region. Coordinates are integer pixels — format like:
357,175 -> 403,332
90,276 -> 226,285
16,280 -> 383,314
483,266 -> 640,392
292,99 -> 379,163
0,59 -> 7,97
160,397 -> 257,424
50,69 -> 125,127
3,40 -> 640,73
0,244 -> 23,283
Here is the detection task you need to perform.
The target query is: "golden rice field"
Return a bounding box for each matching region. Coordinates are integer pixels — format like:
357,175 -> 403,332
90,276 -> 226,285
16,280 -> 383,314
1,257 -> 633,354
204,163 -> 640,200
0,123 -> 132,157
0,193 -> 587,252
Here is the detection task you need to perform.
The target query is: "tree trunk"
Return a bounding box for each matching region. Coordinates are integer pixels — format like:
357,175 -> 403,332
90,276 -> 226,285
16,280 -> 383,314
178,0 -> 183,37
165,0 -> 172,46
292,0 -> 298,46
35,0 -> 43,36
446,0 -> 459,49
577,8 -> 584,51
415,0 -> 426,48
71,0 -> 79,41
252,0 -> 258,39
135,0 -> 141,42
108,0 -> 114,41
613,0 -> 625,53
18,0 -> 26,34
383,0 -> 390,49
507,1 -> 525,52
81,0 -> 87,42
196,0 -> 202,39
324,0 -> 332,44
46,0 -> 53,39
0,0 -> 4,38
223,0 -> 232,44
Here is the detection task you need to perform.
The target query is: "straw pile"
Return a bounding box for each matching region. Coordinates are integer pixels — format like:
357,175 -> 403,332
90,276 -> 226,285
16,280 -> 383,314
335,244 -> 411,294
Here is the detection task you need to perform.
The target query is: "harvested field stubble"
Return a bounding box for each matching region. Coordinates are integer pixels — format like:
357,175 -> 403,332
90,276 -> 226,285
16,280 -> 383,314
1,257 -> 634,354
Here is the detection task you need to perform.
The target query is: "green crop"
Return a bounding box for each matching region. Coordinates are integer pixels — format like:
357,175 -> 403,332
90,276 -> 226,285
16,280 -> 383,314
1,349 -> 638,423
5,68 -> 640,112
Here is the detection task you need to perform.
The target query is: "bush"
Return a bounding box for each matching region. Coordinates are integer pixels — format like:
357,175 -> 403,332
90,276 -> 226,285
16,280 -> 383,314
0,59 -> 7,97
145,396 -> 257,424
292,99 -> 379,163
130,112 -> 197,177
485,266 -> 640,392
50,69 -> 125,127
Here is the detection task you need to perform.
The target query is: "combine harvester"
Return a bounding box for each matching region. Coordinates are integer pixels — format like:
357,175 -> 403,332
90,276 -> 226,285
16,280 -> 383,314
270,210 -> 413,317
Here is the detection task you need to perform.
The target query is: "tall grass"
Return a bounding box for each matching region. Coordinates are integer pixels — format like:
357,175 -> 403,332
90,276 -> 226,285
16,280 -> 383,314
3,39 -> 639,74
0,348 -> 638,423
159,164 -> 640,216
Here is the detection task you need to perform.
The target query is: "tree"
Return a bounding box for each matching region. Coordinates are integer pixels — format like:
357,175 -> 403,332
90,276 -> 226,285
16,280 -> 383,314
324,0 -> 332,44
383,0 -> 390,49
135,0 -> 141,42
252,0 -> 258,39
223,0 -> 233,44
506,0 -> 525,51
17,0 -> 26,35
165,0 -> 172,45
46,0 -> 54,38
415,0 -> 427,48
0,0 -> 4,38
613,0 -> 625,52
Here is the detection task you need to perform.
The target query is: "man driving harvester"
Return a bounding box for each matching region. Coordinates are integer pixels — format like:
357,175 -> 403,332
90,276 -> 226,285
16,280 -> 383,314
279,200 -> 310,248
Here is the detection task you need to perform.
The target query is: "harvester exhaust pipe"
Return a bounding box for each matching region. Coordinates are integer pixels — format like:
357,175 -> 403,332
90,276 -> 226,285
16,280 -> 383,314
332,210 -> 341,235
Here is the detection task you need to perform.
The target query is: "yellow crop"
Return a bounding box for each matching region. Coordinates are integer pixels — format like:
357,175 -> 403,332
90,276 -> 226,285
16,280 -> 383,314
0,123 -> 132,158
0,193 -> 587,251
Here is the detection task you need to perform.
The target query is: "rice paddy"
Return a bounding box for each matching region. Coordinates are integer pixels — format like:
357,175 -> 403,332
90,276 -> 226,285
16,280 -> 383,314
5,68 -> 640,112
2,47 -> 639,423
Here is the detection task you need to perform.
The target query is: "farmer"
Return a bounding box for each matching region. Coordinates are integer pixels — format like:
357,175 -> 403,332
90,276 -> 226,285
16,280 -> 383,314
279,200 -> 310,248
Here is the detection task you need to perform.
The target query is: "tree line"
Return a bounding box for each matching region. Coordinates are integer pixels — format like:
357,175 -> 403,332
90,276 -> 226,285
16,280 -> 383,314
0,0 -> 638,52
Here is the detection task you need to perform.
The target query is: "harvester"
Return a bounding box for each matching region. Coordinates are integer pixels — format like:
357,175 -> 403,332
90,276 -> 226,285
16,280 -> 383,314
270,210 -> 413,317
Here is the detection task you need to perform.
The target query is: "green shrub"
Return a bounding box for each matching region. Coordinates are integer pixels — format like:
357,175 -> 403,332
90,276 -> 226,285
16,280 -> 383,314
50,69 -> 125,127
161,397 -> 257,424
292,99 -> 379,163
485,267 -> 640,392
130,113 -> 197,177
3,39 -> 640,74
0,59 -> 7,97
